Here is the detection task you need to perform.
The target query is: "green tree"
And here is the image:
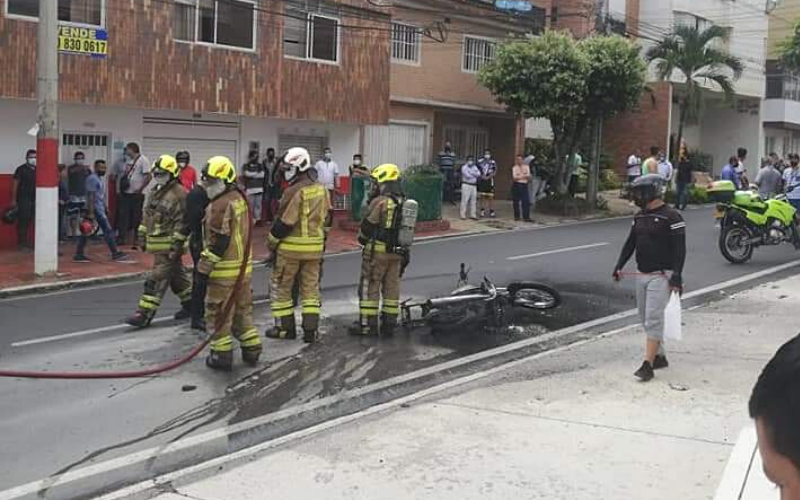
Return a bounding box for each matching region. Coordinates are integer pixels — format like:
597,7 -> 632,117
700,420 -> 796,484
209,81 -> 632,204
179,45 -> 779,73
479,31 -> 645,197
645,25 -> 743,162
778,20 -> 800,71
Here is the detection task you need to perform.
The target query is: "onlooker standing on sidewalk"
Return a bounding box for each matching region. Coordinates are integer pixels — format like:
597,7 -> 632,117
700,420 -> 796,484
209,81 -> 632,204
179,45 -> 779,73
263,147 -> 278,220
176,151 -> 197,192
241,149 -> 266,223
657,150 -> 673,183
613,174 -> 686,382
314,147 -> 340,203
116,143 -> 150,248
782,153 -> 800,211
524,155 -> 541,213
478,149 -> 497,218
460,155 -> 480,220
675,152 -> 693,210
641,146 -> 660,176
737,147 -> 750,188
721,156 -> 742,190
512,154 -> 532,222
437,141 -> 456,204
67,151 -> 90,238
11,149 -> 36,250
749,334 -> 800,498
626,149 -> 642,183
58,163 -> 68,241
566,151 -> 583,197
754,153 -> 783,200
73,160 -> 128,263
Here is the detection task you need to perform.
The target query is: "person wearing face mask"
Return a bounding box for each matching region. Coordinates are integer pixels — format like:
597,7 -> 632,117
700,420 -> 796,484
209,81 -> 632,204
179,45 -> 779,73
266,147 -> 333,343
198,156 -> 262,371
116,142 -> 151,249
783,153 -> 800,211
313,147 -> 340,204
477,149 -> 497,218
240,149 -> 266,224
73,160 -> 129,263
262,148 -> 278,221
612,174 -> 686,382
124,155 -> 193,328
437,141 -> 456,204
67,151 -> 90,238
460,155 -> 480,220
175,173 -> 210,331
175,151 -> 197,192
11,149 -> 37,250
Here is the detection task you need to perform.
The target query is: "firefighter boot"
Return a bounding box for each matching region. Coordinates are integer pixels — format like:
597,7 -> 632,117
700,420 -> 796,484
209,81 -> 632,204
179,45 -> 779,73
380,313 -> 397,337
239,329 -> 263,366
205,350 -> 233,372
356,315 -> 380,336
173,302 -> 192,321
124,310 -> 152,328
266,315 -> 297,340
302,312 -> 320,343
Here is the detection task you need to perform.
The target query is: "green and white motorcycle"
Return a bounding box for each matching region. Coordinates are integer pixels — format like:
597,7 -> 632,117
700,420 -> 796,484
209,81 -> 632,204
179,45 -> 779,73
708,180 -> 800,264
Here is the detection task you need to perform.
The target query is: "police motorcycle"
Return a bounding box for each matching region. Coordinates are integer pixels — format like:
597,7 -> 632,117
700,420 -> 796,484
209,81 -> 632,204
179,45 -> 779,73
400,263 -> 561,331
708,180 -> 800,264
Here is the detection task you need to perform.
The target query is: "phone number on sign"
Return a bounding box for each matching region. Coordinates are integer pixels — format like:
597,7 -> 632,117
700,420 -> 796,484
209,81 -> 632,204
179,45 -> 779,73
58,37 -> 108,55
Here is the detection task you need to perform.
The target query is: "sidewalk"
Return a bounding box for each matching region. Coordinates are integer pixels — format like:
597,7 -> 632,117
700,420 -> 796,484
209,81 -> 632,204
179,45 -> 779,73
145,273 -> 797,500
0,193 -> 637,295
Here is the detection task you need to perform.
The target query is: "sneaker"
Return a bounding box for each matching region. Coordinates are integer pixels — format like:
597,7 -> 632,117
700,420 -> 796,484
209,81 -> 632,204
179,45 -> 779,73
111,252 -> 130,262
653,355 -> 669,370
634,361 -> 654,382
490,210 -> 496,218
72,254 -> 91,263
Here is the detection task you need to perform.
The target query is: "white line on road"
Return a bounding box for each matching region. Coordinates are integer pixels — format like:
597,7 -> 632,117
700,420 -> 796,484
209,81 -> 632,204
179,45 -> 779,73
0,258 -> 797,500
507,242 -> 610,261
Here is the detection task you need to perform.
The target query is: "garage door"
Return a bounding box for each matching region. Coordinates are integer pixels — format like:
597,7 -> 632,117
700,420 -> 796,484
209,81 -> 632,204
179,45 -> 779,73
364,123 -> 427,170
143,138 -> 238,170
278,135 -> 326,164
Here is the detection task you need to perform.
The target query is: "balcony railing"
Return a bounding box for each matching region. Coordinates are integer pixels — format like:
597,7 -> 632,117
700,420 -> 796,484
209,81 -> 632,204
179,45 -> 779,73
766,73 -> 800,101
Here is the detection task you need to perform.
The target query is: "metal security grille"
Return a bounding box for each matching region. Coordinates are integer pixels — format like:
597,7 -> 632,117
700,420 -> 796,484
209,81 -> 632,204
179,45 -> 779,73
391,22 -> 420,64
462,36 -> 495,73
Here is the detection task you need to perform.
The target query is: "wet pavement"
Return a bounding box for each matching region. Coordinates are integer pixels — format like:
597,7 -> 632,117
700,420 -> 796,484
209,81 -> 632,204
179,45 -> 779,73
1,206 -> 798,500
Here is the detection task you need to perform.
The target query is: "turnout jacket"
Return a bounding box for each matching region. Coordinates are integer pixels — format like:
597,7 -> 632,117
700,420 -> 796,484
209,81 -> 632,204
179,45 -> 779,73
198,189 -> 252,282
358,194 -> 402,254
138,180 -> 188,254
268,175 -> 332,260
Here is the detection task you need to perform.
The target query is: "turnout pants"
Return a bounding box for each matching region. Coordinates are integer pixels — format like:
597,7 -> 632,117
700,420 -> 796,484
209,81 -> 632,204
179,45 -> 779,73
270,252 -> 322,337
137,254 -> 193,319
206,279 -> 261,354
358,251 -> 402,335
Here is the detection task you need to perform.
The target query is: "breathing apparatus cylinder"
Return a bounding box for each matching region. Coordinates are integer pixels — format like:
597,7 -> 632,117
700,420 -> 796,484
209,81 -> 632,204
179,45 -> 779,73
397,198 -> 418,248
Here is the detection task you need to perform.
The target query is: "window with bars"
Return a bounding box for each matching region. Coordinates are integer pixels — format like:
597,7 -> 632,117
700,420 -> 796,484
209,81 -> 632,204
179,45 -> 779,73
443,126 -> 489,162
462,36 -> 496,73
391,22 -> 421,64
7,0 -> 104,26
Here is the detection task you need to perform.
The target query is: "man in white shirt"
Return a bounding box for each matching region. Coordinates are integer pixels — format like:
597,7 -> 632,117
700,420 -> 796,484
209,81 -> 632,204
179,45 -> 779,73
314,147 -> 340,202
627,149 -> 642,183
657,151 -> 673,184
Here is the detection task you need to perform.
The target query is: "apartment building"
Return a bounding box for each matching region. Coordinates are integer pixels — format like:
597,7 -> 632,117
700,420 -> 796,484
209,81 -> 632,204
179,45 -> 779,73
763,0 -> 800,157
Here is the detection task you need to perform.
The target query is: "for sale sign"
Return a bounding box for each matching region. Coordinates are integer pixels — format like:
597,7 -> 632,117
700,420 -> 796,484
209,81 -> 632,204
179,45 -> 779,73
58,26 -> 108,58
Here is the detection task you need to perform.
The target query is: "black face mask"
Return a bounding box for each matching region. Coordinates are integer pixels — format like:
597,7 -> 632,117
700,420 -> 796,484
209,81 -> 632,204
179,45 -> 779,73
97,171 -> 106,177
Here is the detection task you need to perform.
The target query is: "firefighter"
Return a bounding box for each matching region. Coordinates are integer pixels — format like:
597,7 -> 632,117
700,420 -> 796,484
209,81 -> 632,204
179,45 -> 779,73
356,164 -> 410,336
197,156 -> 262,371
125,155 -> 193,328
266,147 -> 332,343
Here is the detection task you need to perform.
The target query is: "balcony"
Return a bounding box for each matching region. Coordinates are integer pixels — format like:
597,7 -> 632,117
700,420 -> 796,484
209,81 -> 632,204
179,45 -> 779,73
764,73 -> 800,127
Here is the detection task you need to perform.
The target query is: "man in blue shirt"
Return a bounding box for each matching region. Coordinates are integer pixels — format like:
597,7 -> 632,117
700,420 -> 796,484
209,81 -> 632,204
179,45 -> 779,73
437,141 -> 457,204
720,156 -> 741,190
74,160 -> 129,263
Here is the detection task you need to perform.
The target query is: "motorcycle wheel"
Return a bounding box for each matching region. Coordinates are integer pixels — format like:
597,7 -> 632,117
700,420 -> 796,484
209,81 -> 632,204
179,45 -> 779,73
507,283 -> 561,310
719,225 -> 754,264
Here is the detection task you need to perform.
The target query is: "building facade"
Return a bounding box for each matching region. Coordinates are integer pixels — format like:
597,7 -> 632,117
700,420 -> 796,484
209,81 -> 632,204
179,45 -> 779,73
763,0 -> 800,158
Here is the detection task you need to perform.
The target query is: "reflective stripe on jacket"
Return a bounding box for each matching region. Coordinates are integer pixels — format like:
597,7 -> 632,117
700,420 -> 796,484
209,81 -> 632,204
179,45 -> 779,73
199,189 -> 253,282
271,177 -> 331,260
139,180 -> 187,254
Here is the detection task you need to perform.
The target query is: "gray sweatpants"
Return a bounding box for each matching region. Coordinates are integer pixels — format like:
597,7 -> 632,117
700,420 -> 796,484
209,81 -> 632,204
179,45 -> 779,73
636,272 -> 670,353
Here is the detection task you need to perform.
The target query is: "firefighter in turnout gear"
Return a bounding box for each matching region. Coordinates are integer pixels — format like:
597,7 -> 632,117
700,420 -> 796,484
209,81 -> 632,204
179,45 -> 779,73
356,164 -> 411,336
198,156 -> 262,371
266,147 -> 332,343
125,155 -> 193,328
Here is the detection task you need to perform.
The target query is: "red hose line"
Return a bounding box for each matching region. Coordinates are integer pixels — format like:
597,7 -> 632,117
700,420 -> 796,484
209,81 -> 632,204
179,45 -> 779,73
0,190 -> 254,380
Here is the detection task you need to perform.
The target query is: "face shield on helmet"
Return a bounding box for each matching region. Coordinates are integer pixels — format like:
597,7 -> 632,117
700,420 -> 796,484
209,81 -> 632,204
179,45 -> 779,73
630,174 -> 665,209
202,156 -> 237,199
152,155 -> 179,187
283,147 -> 312,183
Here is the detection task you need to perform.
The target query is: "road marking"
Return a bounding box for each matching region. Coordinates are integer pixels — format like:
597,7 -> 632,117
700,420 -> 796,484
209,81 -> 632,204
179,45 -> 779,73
2,258 -> 795,500
507,242 -> 609,261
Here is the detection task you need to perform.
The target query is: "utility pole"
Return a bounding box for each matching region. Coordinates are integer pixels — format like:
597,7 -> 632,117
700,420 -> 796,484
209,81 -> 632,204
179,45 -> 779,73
35,0 -> 59,275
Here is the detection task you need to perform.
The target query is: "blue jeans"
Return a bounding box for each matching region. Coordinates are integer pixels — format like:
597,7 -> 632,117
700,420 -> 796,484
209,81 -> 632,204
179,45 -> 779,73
676,182 -> 690,209
75,209 -> 119,257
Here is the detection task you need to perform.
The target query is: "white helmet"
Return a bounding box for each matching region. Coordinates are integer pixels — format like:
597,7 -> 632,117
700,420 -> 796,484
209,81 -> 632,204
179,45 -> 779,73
283,147 -> 312,182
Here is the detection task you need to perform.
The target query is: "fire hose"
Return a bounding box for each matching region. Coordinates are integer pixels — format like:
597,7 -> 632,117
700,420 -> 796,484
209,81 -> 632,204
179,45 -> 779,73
0,191 -> 253,380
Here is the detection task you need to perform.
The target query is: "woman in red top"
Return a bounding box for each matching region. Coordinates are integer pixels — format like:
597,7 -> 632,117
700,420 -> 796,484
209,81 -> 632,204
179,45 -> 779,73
176,151 -> 198,192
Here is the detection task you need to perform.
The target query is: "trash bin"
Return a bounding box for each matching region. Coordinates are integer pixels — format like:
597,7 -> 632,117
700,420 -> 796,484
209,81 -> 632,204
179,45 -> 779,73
350,176 -> 372,221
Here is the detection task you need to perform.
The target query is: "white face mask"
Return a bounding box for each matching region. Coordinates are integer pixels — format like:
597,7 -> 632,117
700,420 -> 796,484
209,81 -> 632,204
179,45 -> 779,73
484,155 -> 491,160
27,158 -> 36,166
353,159 -> 361,166
284,165 -> 298,182
178,162 -> 187,169
153,171 -> 170,186
76,159 -> 86,166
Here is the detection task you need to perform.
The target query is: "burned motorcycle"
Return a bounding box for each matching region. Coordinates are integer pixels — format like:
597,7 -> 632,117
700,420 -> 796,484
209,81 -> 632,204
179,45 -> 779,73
401,264 -> 561,331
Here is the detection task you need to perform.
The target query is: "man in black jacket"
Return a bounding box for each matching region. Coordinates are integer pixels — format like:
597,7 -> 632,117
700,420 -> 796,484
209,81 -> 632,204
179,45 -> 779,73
613,174 -> 686,382
180,183 -> 210,330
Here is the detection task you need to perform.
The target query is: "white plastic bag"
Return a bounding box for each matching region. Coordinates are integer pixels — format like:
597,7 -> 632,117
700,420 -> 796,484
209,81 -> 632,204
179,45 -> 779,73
663,292 -> 682,342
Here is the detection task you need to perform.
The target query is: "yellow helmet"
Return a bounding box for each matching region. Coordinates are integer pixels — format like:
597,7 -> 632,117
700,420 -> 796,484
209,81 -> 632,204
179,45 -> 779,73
153,154 -> 180,177
204,156 -> 237,184
371,164 -> 401,184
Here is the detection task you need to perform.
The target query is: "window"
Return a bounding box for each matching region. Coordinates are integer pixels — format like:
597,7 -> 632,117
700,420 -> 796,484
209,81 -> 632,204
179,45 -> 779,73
392,22 -> 421,64
673,11 -> 711,32
7,0 -> 104,26
172,0 -> 196,42
462,36 -> 495,73
283,9 -> 340,63
189,0 -> 255,49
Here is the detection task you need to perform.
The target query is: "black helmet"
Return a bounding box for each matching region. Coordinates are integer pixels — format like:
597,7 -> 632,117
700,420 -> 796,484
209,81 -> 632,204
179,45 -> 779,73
176,151 -> 190,163
630,174 -> 665,208
2,206 -> 18,225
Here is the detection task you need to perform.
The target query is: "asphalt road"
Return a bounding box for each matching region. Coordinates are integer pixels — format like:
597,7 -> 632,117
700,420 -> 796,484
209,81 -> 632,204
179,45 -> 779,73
0,206 -> 797,500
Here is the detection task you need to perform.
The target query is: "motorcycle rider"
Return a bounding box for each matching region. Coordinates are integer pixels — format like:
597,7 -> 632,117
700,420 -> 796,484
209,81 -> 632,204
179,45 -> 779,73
355,164 -> 410,336
125,155 -> 193,328
613,174 -> 686,382
266,147 -> 332,343
196,156 -> 262,371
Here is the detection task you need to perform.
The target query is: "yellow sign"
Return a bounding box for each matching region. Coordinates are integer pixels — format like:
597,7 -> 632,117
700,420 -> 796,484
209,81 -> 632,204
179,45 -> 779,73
57,26 -> 108,58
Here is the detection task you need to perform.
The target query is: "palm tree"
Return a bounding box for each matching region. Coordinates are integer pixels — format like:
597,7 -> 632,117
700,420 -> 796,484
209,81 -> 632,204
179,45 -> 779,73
646,25 -> 744,160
